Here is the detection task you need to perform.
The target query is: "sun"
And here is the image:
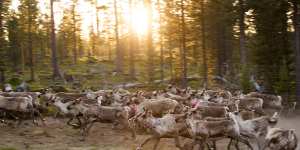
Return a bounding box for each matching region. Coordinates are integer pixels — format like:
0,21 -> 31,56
127,5 -> 148,36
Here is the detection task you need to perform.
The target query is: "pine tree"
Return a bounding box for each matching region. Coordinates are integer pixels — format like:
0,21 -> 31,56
249,0 -> 291,92
128,0 -> 136,79
7,14 -> 21,72
19,0 -> 39,81
114,0 -> 123,73
0,0 -> 11,84
50,0 -> 61,79
291,0 -> 300,105
180,0 -> 187,87
238,0 -> 247,65
144,0 -> 154,82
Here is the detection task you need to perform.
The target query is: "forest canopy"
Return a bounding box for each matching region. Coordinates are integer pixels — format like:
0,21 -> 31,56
0,0 -> 299,102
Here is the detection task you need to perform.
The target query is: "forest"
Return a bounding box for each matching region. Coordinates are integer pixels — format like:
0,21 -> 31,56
1,1 -> 300,150
0,0 -> 300,102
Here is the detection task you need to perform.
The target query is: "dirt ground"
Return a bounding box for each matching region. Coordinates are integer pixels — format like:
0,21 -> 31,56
0,115 -> 299,150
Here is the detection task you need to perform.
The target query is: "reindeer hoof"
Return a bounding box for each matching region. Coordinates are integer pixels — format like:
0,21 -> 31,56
79,137 -> 86,141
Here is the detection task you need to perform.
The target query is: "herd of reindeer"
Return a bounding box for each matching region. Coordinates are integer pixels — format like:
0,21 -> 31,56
0,85 -> 298,150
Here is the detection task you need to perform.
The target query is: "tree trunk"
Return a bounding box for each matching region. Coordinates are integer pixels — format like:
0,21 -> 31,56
27,0 -> 34,81
0,1 -> 3,51
21,44 -> 25,73
95,0 -> 100,56
145,0 -> 154,82
0,1 -> 4,84
180,0 -> 187,87
108,42 -> 112,61
0,1 -> 6,82
50,0 -> 61,80
239,0 -> 247,65
169,41 -> 173,81
293,1 -> 300,105
72,2 -> 77,64
128,0 -> 136,79
201,0 -> 208,88
114,0 -> 122,73
158,0 -> 164,83
96,0 -> 100,37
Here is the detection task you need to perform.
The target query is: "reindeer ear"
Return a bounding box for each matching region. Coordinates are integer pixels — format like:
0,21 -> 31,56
272,112 -> 279,119
288,129 -> 296,139
147,110 -> 153,116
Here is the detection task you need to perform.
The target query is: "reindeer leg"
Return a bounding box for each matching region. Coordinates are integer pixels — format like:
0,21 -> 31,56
76,115 -> 82,127
198,139 -> 207,150
186,140 -> 197,150
227,139 -> 234,150
238,137 -> 254,150
79,120 -> 89,141
209,140 -> 217,150
174,135 -> 184,150
128,119 -> 137,140
67,117 -> 74,126
153,138 -> 160,150
85,119 -> 96,137
67,115 -> 81,128
205,142 -> 211,150
234,139 -> 240,150
32,109 -> 40,126
35,109 -> 46,126
136,136 -> 156,150
16,113 -> 24,127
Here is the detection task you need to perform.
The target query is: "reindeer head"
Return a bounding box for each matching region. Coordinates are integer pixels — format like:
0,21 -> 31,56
44,93 -> 57,104
268,112 -> 279,125
86,92 -> 97,99
265,128 -> 297,150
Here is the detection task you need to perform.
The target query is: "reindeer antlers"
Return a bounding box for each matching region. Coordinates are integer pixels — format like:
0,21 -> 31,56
235,100 -> 240,112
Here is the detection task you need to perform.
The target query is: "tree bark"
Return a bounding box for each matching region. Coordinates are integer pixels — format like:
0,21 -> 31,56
27,0 -> 35,81
239,0 -> 247,65
0,1 -> 7,85
0,1 -> 3,50
158,0 -> 164,83
180,0 -> 187,87
95,0 -> 100,56
114,0 -> 123,73
293,1 -> 300,105
128,0 -> 136,79
72,2 -> 77,64
169,41 -> 173,80
145,0 -> 154,82
96,0 -> 100,38
201,0 -> 208,88
50,0 -> 61,80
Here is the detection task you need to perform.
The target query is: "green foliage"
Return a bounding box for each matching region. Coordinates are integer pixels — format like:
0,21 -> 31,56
249,0 -> 291,92
240,65 -> 252,93
0,0 -> 297,96
7,15 -> 21,70
274,60 -> 291,94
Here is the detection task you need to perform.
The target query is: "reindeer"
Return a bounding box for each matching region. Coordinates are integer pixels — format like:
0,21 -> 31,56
135,110 -> 185,150
0,95 -> 40,126
228,110 -> 279,150
185,110 -> 244,150
263,128 -> 298,150
246,92 -> 283,110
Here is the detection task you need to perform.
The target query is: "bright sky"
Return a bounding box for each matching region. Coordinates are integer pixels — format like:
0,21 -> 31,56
11,0 -> 150,39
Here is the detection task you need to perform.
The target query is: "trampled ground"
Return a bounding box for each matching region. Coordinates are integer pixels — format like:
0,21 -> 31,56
0,115 -> 299,150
